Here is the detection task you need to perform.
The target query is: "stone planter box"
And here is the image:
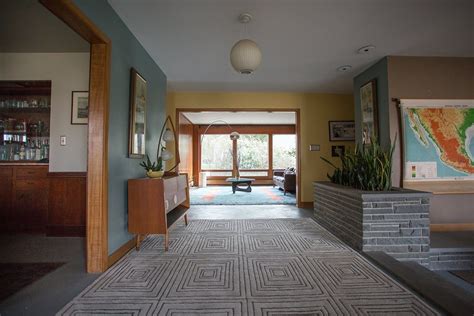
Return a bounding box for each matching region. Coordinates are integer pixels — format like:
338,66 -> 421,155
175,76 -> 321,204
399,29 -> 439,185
313,181 -> 431,266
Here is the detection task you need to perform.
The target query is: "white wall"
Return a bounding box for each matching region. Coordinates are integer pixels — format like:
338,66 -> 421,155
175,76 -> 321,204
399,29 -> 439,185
0,53 -> 90,171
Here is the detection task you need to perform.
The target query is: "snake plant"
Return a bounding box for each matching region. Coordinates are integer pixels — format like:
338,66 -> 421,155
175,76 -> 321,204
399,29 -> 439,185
321,137 -> 396,191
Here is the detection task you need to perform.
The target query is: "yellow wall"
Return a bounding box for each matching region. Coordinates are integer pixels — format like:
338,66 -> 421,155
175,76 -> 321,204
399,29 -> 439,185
167,91 -> 354,203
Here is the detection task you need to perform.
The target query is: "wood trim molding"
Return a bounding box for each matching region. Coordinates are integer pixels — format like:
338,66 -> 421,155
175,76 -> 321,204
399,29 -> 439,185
47,225 -> 85,237
39,0 -> 109,44
107,237 -> 136,268
41,0 -> 111,273
430,223 -> 474,232
299,201 -> 313,209
177,108 -> 299,113
177,108 -> 302,206
197,125 -> 296,134
48,172 -> 87,178
295,109 -> 302,208
87,43 -> 110,273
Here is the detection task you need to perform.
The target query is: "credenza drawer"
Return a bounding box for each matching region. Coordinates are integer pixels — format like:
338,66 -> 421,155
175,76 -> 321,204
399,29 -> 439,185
177,175 -> 187,190
0,167 -> 13,178
16,167 -> 48,179
16,179 -> 48,190
176,190 -> 186,205
163,176 -> 177,195
164,189 -> 187,214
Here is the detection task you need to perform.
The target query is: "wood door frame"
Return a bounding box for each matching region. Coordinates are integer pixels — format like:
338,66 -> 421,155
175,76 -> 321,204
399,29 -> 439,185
176,108 -> 302,207
40,0 -> 110,273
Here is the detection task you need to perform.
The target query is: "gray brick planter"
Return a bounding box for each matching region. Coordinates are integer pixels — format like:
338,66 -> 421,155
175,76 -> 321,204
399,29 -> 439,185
313,181 -> 432,266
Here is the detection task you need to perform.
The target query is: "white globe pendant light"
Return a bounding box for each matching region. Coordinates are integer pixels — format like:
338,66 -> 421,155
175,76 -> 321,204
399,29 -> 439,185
230,13 -> 262,74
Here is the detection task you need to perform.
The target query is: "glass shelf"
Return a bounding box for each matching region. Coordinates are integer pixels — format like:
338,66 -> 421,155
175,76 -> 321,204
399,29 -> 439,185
0,107 -> 51,113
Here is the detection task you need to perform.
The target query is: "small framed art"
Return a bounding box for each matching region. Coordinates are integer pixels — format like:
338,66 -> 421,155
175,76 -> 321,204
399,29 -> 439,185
71,91 -> 89,125
328,121 -> 355,141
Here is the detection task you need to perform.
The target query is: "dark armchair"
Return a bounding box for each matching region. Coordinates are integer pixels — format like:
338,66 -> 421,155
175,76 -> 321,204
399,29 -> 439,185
272,168 -> 296,195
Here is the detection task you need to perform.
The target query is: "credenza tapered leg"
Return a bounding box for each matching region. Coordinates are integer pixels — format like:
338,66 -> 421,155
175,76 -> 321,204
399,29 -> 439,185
136,234 -> 141,250
184,213 -> 188,226
165,232 -> 169,251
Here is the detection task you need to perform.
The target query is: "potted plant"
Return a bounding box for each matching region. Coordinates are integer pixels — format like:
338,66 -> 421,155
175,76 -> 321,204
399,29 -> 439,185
139,154 -> 163,178
320,137 -> 395,191
314,138 -> 431,266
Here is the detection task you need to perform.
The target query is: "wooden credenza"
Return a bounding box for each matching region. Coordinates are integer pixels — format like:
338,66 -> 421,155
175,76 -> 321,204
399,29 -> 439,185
128,174 -> 190,250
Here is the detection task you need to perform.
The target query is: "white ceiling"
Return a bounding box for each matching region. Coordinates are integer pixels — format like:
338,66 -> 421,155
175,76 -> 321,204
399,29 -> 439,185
0,0 -> 90,53
182,111 -> 295,125
108,0 -> 473,93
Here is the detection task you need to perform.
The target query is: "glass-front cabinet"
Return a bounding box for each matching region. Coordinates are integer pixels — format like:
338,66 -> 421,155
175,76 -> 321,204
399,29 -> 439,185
0,80 -> 51,162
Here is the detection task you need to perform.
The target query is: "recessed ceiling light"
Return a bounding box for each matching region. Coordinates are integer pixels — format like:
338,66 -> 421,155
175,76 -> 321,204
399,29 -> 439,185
357,45 -> 376,54
337,65 -> 352,72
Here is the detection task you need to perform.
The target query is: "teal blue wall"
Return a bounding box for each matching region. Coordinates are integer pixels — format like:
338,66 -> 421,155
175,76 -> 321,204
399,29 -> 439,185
353,57 -> 390,148
73,0 -> 167,254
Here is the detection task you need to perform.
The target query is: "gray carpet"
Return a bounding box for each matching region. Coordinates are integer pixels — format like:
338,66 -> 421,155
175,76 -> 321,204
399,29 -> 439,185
58,219 -> 439,315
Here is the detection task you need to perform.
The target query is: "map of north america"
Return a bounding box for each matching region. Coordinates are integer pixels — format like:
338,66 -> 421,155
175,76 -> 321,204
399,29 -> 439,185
407,107 -> 474,176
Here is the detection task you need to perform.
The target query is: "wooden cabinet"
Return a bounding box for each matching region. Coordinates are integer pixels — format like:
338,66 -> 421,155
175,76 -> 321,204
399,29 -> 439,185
0,164 -> 49,233
47,172 -> 86,236
0,169 -> 13,226
128,174 -> 190,250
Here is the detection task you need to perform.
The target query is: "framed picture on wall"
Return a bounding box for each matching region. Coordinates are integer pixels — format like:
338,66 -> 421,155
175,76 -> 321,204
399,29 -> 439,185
71,91 -> 89,125
328,121 -> 355,141
128,68 -> 147,158
331,145 -> 345,157
360,79 -> 378,144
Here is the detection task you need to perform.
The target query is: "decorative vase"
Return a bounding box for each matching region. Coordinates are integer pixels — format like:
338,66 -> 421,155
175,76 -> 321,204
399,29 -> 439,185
146,170 -> 164,178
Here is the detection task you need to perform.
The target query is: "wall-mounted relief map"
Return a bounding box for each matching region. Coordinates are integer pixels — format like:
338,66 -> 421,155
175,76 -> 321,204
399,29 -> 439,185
402,100 -> 474,180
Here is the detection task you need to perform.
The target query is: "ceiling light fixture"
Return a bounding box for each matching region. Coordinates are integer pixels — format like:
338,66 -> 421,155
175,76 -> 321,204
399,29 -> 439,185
337,65 -> 352,72
230,13 -> 262,74
357,45 -> 376,54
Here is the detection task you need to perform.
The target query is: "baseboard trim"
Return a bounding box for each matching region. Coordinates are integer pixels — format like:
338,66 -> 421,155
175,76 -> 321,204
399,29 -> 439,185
430,223 -> 474,232
47,171 -> 87,178
107,237 -> 136,268
46,225 -> 85,237
299,202 -> 313,209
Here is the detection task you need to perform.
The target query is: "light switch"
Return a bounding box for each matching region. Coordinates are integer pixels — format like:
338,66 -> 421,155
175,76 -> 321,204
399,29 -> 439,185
60,135 -> 67,146
309,144 -> 320,151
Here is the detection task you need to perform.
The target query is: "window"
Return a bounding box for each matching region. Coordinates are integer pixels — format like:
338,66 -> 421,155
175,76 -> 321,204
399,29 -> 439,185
273,134 -> 296,169
201,134 -> 232,170
239,171 -> 268,177
237,134 -> 269,170
199,131 -> 296,179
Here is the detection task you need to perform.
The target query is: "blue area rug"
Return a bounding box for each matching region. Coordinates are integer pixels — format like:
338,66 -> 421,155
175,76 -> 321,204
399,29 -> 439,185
190,186 -> 296,205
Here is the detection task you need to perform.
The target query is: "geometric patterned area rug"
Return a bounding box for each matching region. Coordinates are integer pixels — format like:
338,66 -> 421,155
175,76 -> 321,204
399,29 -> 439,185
58,219 -> 439,315
190,186 -> 296,205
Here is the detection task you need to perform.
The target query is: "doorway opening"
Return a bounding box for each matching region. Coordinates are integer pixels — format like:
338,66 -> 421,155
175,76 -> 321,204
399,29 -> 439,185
0,0 -> 103,309
176,109 -> 301,208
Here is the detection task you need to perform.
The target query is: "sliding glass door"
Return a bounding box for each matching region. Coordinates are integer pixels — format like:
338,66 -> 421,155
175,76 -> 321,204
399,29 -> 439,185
200,132 -> 296,180
238,134 -> 269,177
272,134 -> 296,170
201,134 -> 233,177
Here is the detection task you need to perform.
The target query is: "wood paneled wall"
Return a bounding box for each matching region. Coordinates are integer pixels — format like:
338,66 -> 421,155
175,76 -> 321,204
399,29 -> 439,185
47,172 -> 86,236
178,113 -> 194,185
0,166 -> 86,236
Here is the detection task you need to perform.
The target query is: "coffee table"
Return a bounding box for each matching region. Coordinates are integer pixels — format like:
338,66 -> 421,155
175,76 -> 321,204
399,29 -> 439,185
225,177 -> 255,194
